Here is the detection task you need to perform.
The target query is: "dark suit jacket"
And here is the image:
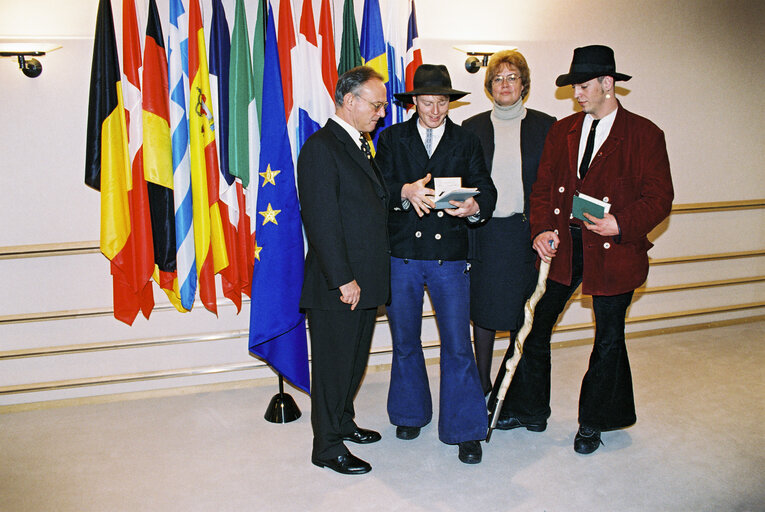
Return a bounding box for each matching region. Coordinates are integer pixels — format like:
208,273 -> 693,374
375,116 -> 497,261
297,119 -> 390,310
530,104 -> 674,295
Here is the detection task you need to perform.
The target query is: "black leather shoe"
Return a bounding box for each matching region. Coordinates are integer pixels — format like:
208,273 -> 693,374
494,416 -> 547,432
342,427 -> 381,444
458,440 -> 482,464
574,426 -> 603,454
312,452 -> 371,475
395,426 -> 421,440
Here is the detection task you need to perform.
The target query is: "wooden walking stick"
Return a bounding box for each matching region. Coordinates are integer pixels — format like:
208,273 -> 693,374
486,256 -> 552,442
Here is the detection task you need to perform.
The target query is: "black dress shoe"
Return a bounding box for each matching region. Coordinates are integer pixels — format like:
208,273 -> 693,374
312,452 -> 371,475
494,416 -> 547,432
574,426 -> 603,454
342,427 -> 382,444
458,440 -> 482,464
395,425 -> 421,440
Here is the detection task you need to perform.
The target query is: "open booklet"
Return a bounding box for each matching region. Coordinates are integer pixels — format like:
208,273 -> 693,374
432,177 -> 479,209
572,192 -> 611,223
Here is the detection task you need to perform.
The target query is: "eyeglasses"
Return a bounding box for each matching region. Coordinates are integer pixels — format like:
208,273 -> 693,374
492,74 -> 519,85
356,95 -> 388,112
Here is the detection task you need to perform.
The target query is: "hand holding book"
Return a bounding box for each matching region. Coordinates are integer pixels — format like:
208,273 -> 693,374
433,177 -> 479,209
572,192 -> 611,223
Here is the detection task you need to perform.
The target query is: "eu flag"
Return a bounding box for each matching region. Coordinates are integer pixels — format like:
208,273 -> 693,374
248,2 -> 310,394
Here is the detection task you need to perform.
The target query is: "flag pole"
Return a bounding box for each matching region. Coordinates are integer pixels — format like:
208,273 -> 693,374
264,373 -> 301,423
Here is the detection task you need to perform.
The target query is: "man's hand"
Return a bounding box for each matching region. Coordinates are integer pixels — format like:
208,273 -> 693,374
401,173 -> 435,217
339,280 -> 361,310
444,195 -> 480,218
533,231 -> 559,263
583,212 -> 619,236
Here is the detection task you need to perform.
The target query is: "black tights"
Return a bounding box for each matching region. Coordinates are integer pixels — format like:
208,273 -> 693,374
473,324 -> 497,394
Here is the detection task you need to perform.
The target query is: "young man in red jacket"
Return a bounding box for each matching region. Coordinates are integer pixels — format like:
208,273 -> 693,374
493,45 -> 673,454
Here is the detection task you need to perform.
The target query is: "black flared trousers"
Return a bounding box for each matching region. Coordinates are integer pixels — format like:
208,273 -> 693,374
494,227 -> 637,431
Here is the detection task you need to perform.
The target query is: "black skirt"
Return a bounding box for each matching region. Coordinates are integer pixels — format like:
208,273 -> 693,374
469,214 -> 538,332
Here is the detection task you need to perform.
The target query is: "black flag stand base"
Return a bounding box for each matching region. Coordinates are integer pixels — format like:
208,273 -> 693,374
264,374 -> 301,423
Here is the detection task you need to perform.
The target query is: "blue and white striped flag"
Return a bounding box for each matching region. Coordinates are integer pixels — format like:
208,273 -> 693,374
385,0 -> 409,124
296,0 -> 334,151
168,0 -> 197,310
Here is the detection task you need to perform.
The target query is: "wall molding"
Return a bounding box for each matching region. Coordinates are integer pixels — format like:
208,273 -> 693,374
2,198 -> 762,260
2,198 -> 763,405
1,258 -> 763,326
2,273 -> 763,358
2,302 -> 762,397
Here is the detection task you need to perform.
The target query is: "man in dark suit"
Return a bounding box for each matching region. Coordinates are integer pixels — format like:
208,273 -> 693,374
297,66 -> 390,475
508,45 -> 673,454
375,64 -> 497,464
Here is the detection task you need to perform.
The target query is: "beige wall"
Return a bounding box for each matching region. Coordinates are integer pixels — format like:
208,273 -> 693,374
1,0 -> 763,406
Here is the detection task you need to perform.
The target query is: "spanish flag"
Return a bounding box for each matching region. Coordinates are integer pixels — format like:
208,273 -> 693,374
189,0 -> 229,315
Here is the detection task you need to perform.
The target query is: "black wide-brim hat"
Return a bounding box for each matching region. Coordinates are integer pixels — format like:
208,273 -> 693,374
394,64 -> 469,103
555,45 -> 632,87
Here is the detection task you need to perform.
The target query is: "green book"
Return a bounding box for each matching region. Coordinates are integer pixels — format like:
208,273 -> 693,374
572,193 -> 611,224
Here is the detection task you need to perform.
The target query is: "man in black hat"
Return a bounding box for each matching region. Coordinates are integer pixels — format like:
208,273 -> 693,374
494,45 -> 673,454
375,64 -> 497,464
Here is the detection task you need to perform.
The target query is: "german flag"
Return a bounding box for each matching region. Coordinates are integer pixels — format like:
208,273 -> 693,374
142,0 -> 184,312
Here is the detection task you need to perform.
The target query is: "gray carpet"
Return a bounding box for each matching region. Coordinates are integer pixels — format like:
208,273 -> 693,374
2,321 -> 763,511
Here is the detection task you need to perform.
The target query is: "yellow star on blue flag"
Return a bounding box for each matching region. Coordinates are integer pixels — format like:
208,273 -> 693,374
260,164 -> 281,187
258,203 -> 281,225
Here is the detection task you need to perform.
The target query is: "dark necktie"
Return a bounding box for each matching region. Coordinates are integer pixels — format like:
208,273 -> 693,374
578,119 -> 600,179
359,135 -> 384,184
359,134 -> 373,160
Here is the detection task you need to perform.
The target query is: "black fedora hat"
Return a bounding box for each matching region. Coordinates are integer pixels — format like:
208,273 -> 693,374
555,45 -> 631,87
394,64 -> 468,104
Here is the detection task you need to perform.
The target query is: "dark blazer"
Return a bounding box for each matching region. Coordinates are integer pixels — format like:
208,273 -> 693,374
376,116 -> 497,261
462,109 -> 556,216
297,119 -> 390,310
530,104 -> 674,296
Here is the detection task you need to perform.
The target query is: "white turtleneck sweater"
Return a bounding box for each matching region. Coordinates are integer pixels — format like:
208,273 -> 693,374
490,97 -> 526,217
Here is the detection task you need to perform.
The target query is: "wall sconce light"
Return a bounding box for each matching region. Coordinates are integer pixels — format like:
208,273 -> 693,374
454,45 -> 517,74
0,43 -> 61,78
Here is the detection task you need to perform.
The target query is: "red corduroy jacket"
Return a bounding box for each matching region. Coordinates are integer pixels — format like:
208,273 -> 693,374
530,104 -> 674,296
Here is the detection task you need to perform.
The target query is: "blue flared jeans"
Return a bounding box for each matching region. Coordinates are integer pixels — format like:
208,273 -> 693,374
386,257 -> 488,444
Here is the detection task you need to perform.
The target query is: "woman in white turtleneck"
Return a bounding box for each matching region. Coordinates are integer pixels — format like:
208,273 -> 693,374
463,51 -> 556,398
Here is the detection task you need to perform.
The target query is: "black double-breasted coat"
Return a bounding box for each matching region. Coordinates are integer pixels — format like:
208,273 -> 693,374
375,116 -> 497,261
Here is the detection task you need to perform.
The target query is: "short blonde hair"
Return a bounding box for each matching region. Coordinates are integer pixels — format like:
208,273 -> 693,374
484,50 -> 531,100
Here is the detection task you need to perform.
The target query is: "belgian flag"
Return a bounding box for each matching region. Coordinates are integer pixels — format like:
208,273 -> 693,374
84,0 -> 128,231
85,0 -> 149,324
